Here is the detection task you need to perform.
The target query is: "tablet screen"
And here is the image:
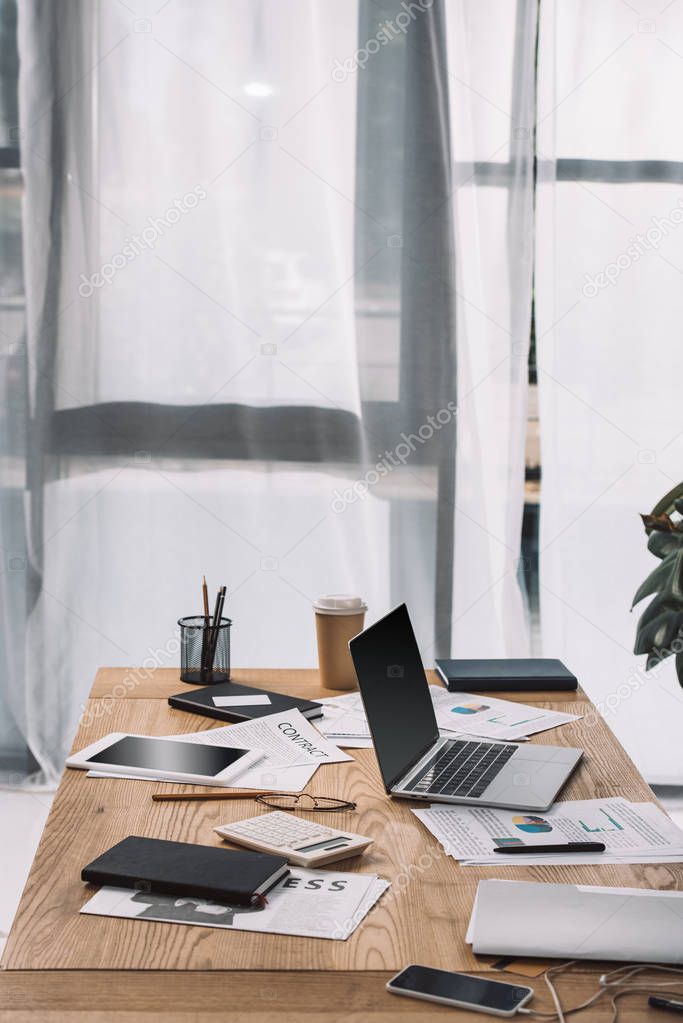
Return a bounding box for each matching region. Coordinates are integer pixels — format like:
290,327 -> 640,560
86,735 -> 250,777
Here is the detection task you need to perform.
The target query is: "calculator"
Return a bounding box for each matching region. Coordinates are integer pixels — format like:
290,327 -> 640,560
214,811 -> 373,867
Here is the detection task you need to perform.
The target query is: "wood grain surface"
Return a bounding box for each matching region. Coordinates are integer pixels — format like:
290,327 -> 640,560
1,668 -> 678,1021
0,967 -> 677,1021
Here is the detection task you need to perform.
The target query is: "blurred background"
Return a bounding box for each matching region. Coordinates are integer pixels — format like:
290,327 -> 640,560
1,0 -> 682,807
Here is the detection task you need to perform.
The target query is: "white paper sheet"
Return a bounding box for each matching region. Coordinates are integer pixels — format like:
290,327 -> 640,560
316,693 -> 371,741
212,694 -> 272,707
429,686 -> 581,741
173,709 -> 353,792
81,867 -> 390,940
413,797 -> 683,866
331,737 -> 374,749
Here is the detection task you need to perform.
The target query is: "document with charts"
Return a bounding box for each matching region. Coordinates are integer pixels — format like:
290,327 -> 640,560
312,686 -> 579,748
413,797 -> 683,865
81,867 -> 390,940
429,686 -> 581,741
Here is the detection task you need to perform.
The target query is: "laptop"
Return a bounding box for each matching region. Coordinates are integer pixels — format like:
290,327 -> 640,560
349,604 -> 583,812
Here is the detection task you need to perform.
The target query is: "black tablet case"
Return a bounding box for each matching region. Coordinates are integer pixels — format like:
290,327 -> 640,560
168,680 -> 323,723
82,836 -> 289,906
434,658 -> 578,692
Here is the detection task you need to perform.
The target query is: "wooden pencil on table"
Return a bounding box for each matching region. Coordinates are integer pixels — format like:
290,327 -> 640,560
152,791 -> 281,803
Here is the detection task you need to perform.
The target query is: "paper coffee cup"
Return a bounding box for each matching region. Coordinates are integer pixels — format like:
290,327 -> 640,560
314,594 -> 367,691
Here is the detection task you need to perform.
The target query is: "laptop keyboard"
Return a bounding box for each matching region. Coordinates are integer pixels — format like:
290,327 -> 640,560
408,739 -> 517,799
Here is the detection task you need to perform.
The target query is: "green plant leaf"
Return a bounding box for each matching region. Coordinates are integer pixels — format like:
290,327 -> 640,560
632,552 -> 679,607
648,530 -> 683,559
647,649 -> 673,669
670,547 -> 683,603
635,592 -> 680,631
634,609 -> 683,656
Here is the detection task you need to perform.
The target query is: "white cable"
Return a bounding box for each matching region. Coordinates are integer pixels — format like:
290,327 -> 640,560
544,967 -> 567,1023
516,962 -> 683,1022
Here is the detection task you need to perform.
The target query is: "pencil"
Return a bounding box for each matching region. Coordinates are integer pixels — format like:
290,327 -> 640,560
152,791 -> 281,803
202,575 -> 209,617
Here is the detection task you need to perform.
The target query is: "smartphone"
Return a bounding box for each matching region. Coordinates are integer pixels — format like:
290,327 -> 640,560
386,965 -> 533,1018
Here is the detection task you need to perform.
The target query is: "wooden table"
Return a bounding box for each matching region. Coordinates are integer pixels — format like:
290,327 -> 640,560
1,668 -> 679,1020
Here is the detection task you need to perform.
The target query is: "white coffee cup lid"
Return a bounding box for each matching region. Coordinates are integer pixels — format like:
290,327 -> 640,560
313,594 -> 368,616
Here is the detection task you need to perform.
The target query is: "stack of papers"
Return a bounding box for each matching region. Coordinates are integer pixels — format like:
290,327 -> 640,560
81,866 -> 390,940
316,693 -> 373,748
429,686 -> 581,741
88,709 -> 353,793
413,797 -> 683,865
315,685 -> 580,750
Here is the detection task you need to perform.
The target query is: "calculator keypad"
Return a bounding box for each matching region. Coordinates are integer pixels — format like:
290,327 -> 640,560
216,810 -> 371,866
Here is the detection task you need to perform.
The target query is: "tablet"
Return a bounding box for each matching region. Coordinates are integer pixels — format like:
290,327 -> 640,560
66,732 -> 264,787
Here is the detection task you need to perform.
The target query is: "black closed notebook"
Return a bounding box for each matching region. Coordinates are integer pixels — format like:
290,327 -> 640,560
82,836 -> 289,906
434,658 -> 578,692
169,680 -> 323,723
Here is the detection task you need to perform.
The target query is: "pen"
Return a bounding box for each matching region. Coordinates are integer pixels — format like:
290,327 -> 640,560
206,585 -> 226,672
210,585 -> 227,668
493,841 -> 606,854
649,996 -> 683,1014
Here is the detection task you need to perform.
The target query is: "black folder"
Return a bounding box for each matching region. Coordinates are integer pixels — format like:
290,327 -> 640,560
82,836 -> 289,906
168,679 -> 323,723
434,658 -> 578,692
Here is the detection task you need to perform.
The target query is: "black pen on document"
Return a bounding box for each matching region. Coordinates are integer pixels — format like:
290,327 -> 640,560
493,841 -> 606,855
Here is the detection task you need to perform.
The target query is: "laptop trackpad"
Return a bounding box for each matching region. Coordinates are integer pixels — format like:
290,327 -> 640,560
481,749 -> 581,808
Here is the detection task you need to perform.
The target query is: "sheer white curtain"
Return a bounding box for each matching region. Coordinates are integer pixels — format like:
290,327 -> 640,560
536,0 -> 683,782
8,0 -> 536,782
444,0 -> 536,660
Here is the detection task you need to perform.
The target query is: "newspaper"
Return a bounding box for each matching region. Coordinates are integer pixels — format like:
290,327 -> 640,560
81,866 -> 390,940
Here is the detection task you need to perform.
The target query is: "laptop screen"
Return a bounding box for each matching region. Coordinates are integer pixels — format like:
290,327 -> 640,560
349,604 -> 439,791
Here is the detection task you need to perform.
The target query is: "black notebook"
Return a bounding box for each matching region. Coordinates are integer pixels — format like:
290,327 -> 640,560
168,680 -> 323,723
434,658 -> 578,692
82,836 -> 289,906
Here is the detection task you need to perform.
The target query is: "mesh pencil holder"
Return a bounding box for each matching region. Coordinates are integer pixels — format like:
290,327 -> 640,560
178,615 -> 231,685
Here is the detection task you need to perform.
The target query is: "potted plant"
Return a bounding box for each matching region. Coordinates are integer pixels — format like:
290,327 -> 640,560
633,483 -> 683,686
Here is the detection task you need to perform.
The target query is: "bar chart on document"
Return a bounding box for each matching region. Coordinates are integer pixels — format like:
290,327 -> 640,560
578,809 -> 625,834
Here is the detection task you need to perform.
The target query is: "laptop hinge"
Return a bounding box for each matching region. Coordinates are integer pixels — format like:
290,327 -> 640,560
386,730 -> 441,792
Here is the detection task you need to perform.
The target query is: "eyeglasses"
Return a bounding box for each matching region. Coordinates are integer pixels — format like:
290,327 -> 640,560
255,793 -> 356,813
